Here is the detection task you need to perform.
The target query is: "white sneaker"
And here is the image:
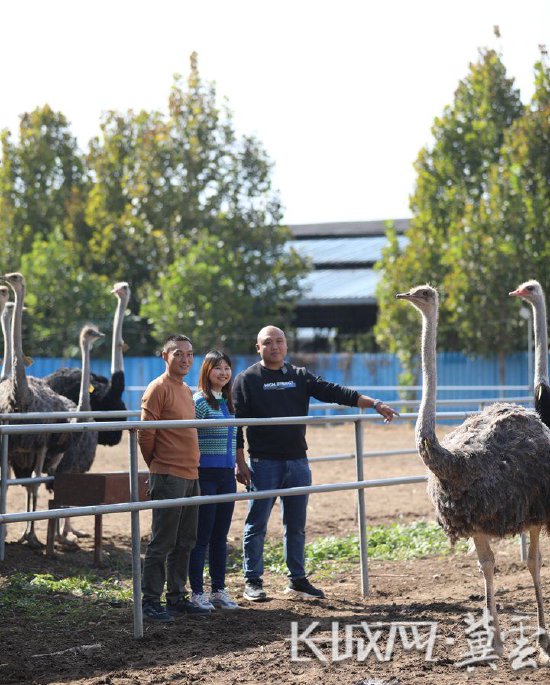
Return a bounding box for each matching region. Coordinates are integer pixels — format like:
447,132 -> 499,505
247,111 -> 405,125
190,592 -> 215,611
210,589 -> 239,610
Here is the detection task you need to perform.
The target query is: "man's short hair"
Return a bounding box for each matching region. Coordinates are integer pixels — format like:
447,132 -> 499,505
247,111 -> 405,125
162,334 -> 192,353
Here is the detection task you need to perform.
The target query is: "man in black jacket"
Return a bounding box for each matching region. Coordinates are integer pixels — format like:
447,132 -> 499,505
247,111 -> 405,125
233,325 -> 398,601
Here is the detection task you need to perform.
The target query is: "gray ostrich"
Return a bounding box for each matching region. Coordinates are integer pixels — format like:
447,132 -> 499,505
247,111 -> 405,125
396,284 -> 550,659
45,281 -> 130,445
0,288 -> 12,382
0,272 -> 76,548
510,280 -> 550,428
50,324 -> 104,545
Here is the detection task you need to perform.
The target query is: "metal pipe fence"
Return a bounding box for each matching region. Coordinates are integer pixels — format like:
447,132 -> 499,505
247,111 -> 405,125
0,406 -> 533,637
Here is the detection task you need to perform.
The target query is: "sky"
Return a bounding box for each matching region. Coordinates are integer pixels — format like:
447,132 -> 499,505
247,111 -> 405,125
2,0 -> 549,225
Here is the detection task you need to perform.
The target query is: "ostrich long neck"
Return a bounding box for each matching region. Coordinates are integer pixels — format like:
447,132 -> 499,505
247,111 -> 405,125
1,306 -> 12,381
532,296 -> 549,387
12,283 -> 28,404
111,294 -> 126,374
416,307 -> 439,446
78,337 -> 92,413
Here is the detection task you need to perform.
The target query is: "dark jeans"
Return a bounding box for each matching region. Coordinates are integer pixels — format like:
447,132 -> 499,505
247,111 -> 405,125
189,468 -> 236,593
243,457 -> 311,581
142,473 -> 200,606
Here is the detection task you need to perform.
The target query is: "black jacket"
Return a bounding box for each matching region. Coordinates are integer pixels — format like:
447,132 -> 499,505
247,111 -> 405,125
233,362 -> 359,459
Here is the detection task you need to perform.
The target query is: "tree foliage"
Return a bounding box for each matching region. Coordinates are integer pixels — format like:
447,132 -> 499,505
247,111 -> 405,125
0,54 -> 309,356
375,47 -> 549,381
0,105 -> 89,271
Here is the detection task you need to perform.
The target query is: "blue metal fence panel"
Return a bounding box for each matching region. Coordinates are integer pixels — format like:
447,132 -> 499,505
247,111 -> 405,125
27,351 -> 540,412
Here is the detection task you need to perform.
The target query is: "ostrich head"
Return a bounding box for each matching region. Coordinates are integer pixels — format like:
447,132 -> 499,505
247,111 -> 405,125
395,284 -> 439,314
1,272 -> 25,295
111,281 -> 130,302
80,325 -> 105,348
509,279 -> 544,305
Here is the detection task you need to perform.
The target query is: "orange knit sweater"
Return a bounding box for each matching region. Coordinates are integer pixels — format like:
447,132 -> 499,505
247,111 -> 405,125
138,372 -> 200,480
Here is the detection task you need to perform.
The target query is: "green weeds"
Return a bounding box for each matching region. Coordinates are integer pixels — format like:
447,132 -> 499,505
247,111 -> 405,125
230,521 -> 466,575
0,571 -> 132,621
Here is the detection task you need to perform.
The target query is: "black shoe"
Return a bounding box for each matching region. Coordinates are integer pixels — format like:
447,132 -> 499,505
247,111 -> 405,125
142,602 -> 175,623
166,598 -> 211,616
285,577 -> 325,599
243,578 -> 267,601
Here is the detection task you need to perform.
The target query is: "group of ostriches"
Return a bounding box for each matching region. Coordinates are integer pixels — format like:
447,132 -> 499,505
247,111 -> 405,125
0,273 -> 130,548
398,279 -> 550,662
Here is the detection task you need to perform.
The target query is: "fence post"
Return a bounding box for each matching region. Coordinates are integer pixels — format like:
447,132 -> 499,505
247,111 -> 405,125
354,418 -> 369,595
0,434 -> 8,561
128,429 -> 143,638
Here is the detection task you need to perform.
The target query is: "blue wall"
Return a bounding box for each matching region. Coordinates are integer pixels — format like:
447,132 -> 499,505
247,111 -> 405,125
29,351 -> 537,411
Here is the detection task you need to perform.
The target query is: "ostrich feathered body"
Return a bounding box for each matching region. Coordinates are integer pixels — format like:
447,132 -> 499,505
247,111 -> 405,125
44,367 -> 126,446
535,382 -> 550,430
422,402 -> 550,544
0,375 -> 76,478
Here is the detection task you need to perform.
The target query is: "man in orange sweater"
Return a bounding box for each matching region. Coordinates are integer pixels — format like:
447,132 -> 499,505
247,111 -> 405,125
138,334 -> 210,622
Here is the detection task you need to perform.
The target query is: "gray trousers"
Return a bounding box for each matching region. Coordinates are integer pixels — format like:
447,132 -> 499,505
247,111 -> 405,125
142,473 -> 200,605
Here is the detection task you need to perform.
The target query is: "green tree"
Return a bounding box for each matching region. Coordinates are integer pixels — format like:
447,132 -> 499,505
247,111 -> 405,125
141,229 -> 306,352
375,48 -> 526,383
442,50 -> 550,376
86,52 -> 309,351
0,105 -> 89,271
20,228 -> 114,357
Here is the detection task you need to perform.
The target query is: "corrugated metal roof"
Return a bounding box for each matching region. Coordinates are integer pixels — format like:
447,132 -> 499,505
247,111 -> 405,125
298,269 -> 379,304
289,236 -> 408,265
289,218 -> 409,238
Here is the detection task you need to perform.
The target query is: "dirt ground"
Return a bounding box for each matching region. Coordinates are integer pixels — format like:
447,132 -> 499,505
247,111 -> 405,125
3,420 -> 550,684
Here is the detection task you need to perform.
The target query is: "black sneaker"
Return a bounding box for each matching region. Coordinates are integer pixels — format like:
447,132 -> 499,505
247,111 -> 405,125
285,577 -> 325,599
166,598 -> 211,616
142,602 -> 175,623
243,578 -> 267,601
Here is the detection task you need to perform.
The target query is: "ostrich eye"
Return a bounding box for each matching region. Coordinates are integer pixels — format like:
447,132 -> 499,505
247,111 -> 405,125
527,286 -> 535,291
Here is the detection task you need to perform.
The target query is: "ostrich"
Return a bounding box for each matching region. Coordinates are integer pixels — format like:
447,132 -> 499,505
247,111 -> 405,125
0,289 -> 13,382
0,272 -> 76,548
509,280 -> 550,427
396,284 -> 550,659
45,281 -> 130,445
49,324 -> 104,545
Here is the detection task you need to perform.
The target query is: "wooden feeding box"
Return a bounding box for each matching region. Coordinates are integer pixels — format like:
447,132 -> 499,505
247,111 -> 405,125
46,472 -> 149,565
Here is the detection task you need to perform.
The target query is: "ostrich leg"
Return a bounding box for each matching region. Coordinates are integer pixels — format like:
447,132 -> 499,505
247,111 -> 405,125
473,534 -> 503,656
19,446 -> 47,549
526,526 -> 550,662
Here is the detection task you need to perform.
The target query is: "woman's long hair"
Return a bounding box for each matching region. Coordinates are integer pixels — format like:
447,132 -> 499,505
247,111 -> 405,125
198,349 -> 234,413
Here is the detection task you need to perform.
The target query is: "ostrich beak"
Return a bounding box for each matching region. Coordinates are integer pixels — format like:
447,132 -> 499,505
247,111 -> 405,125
509,289 -> 524,297
395,292 -> 410,300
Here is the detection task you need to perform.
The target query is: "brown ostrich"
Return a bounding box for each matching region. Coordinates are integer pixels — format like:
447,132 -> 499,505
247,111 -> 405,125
0,273 -> 76,548
396,284 -> 550,659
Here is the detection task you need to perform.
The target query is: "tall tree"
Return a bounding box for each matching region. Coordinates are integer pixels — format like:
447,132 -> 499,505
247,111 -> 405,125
443,50 -> 550,372
86,52 -> 309,351
375,48 -> 525,382
0,105 -> 89,271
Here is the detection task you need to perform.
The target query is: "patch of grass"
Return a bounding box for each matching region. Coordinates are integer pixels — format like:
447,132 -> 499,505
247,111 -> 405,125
0,571 -> 132,621
229,521 -> 467,575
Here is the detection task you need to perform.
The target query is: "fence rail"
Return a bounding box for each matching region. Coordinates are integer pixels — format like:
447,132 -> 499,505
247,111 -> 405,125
0,401 -> 535,638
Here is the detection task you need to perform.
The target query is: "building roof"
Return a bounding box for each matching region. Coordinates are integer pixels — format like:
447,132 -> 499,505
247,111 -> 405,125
289,218 -> 410,310
288,218 -> 409,239
298,268 -> 378,305
289,235 -> 408,267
